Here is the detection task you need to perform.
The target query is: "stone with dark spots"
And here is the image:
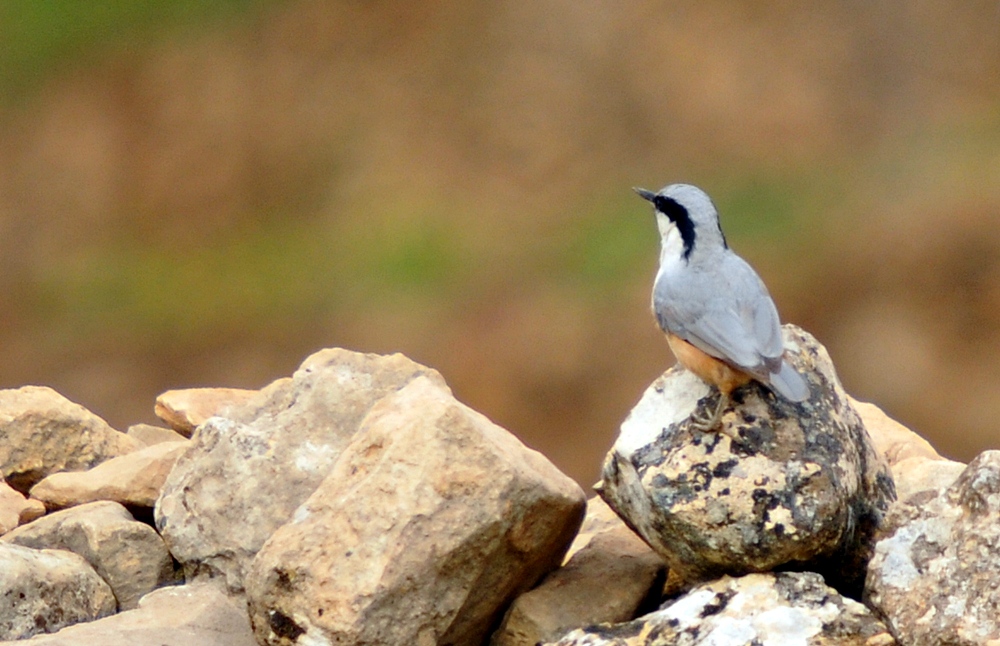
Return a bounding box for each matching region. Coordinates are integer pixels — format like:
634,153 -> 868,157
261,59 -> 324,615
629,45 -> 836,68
598,326 -> 895,598
548,572 -> 894,646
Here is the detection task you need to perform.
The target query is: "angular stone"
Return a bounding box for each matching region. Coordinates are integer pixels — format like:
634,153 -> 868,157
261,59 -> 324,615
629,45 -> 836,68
0,386 -> 141,492
550,572 -> 895,645
156,348 -> 447,591
0,581 -> 256,646
126,423 -> 188,446
245,375 -> 586,646
890,455 -> 965,503
850,397 -> 941,466
154,387 -> 263,437
0,478 -> 34,535
599,326 -> 895,597
19,498 -> 47,525
492,497 -> 666,646
866,450 -> 1000,644
0,543 -> 116,640
2,500 -> 176,610
30,441 -> 190,510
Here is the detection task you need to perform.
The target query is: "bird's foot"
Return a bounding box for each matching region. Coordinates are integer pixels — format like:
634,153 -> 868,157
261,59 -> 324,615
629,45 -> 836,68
689,391 -> 730,432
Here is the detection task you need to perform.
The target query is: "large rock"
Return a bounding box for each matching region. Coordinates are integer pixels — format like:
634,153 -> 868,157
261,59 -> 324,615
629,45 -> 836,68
0,581 -> 256,646
0,386 -> 141,492
154,387 -> 262,437
598,326 -> 895,597
0,543 -> 116,640
550,572 -> 895,646
491,497 -> 666,646
866,450 -> 1000,644
245,375 -> 586,646
30,441 -> 190,510
2,501 -> 176,610
155,348 -> 447,591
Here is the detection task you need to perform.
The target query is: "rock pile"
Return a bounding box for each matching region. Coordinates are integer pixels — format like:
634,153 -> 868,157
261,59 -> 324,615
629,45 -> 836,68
0,335 -> 996,645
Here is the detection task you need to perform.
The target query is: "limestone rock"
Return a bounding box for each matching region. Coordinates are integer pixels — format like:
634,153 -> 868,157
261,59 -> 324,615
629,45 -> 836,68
850,397 -> 941,466
492,497 -> 666,646
550,572 -> 895,646
599,325 -> 895,596
866,450 -> 1000,645
0,477 -> 38,535
0,581 -> 256,646
0,386 -> 141,492
30,441 -> 190,510
156,348 -> 447,591
0,543 -> 116,640
890,455 -> 965,502
1,501 -> 176,610
126,423 -> 188,446
154,387 -> 262,437
245,375 -> 586,646
19,498 -> 47,525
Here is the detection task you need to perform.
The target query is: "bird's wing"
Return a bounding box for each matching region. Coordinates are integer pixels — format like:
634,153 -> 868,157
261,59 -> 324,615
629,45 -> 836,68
654,254 -> 784,377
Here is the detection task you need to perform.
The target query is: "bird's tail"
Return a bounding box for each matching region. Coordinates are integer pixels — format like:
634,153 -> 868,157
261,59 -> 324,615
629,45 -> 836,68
769,361 -> 810,402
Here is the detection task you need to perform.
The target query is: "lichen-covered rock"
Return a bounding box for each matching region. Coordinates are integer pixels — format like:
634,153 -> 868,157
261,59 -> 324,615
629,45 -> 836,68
866,450 -> 1000,645
599,325 -> 895,596
30,440 -> 189,510
245,375 -> 586,646
156,348 -> 448,591
0,386 -> 141,492
549,572 -> 895,646
491,498 -> 666,646
0,543 -> 116,640
0,581 -> 256,646
2,501 -> 176,610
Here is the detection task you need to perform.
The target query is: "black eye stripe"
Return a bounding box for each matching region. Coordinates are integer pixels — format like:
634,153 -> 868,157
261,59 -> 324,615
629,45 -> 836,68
654,196 -> 696,260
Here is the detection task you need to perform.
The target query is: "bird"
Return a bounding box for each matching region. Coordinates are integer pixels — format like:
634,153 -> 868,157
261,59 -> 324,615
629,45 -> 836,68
634,183 -> 810,431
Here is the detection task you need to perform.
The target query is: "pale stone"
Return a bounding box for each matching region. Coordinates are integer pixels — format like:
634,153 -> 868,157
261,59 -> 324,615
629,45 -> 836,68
550,572 -> 894,645
866,450 -> 1000,644
890,455 -> 965,502
1,501 -> 176,610
18,498 -> 47,525
0,543 -> 116,640
156,348 -> 447,591
492,497 -> 666,646
599,325 -> 895,597
0,386 -> 141,492
245,375 -> 586,646
154,387 -> 263,437
849,397 -> 941,466
0,478 -> 31,535
126,423 -> 188,446
30,441 -> 189,510
0,581 -> 256,646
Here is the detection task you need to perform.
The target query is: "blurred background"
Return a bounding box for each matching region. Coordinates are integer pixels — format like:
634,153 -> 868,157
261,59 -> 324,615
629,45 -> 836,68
1,1 -> 999,486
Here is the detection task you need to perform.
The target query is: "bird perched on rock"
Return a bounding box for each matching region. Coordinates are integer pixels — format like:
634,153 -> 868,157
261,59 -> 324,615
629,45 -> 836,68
634,183 -> 809,430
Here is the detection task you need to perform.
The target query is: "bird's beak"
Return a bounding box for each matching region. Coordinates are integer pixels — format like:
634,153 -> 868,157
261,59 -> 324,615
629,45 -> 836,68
633,187 -> 656,203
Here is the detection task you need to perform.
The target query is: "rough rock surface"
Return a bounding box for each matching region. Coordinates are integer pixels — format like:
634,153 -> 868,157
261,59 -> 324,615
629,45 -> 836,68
0,542 -> 116,640
156,348 -> 448,591
154,387 -> 262,437
0,386 -> 141,492
245,375 -> 586,646
890,455 -> 965,503
0,581 -> 256,646
126,423 -> 188,446
866,450 -> 1000,645
30,441 -> 189,510
550,572 -> 895,646
1,501 -> 176,610
599,325 -> 895,596
491,497 -> 666,646
0,477 -> 41,534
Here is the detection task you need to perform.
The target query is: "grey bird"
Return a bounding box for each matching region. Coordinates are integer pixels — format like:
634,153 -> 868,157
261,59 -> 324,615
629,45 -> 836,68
634,183 -> 810,430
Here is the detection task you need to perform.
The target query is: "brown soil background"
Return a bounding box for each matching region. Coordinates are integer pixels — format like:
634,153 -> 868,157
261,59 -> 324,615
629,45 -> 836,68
2,1 -> 999,485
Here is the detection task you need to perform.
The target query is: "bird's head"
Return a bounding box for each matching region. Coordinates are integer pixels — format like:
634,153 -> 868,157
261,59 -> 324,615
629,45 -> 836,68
634,183 -> 727,261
